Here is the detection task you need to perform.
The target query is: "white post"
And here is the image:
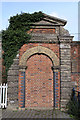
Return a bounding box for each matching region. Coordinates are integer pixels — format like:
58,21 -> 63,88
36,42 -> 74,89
2,83 -> 5,108
0,83 -> 8,108
4,84 -> 5,108
5,84 -> 7,108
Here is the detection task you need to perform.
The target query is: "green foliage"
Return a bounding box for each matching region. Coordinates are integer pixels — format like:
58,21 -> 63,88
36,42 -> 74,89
67,100 -> 79,116
2,11 -> 44,78
67,90 -> 80,120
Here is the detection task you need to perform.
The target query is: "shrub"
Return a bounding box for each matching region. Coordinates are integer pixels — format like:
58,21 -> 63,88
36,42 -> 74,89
67,89 -> 80,120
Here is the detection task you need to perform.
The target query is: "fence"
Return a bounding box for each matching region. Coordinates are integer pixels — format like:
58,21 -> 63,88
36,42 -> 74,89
0,83 -> 8,108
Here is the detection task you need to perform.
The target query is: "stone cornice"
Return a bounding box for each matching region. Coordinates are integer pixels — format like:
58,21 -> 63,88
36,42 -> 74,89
30,33 -> 59,43
29,34 -> 74,43
58,36 -> 74,43
29,40 -> 59,43
43,13 -> 67,25
31,13 -> 67,26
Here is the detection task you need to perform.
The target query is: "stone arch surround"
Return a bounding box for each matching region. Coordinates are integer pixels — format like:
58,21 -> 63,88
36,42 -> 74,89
19,46 -> 60,109
19,46 -> 59,67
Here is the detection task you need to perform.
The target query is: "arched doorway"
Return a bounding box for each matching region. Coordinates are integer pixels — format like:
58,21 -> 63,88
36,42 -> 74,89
25,54 -> 53,108
19,46 -> 60,108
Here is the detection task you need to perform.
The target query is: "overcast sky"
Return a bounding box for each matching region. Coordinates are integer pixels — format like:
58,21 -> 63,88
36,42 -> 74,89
0,1 -> 79,41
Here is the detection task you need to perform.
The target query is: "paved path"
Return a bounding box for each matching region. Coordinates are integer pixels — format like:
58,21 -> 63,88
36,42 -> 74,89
1,109 -> 74,119
0,109 -> 2,120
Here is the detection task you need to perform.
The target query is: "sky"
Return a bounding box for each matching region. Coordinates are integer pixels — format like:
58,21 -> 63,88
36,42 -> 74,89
0,1 -> 79,41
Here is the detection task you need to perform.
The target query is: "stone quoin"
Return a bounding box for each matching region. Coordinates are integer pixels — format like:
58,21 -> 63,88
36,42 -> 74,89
7,13 -> 80,111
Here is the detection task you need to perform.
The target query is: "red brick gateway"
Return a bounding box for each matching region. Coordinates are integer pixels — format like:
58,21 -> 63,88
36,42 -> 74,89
7,13 -> 80,111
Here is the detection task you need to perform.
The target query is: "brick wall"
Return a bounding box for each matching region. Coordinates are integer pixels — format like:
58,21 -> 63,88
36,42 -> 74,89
71,42 -> 80,91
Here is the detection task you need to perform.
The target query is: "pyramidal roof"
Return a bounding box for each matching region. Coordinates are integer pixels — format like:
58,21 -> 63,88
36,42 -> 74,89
32,13 -> 67,26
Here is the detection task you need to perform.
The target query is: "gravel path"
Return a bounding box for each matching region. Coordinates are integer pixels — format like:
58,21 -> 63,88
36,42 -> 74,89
1,109 -> 74,119
0,109 -> 2,120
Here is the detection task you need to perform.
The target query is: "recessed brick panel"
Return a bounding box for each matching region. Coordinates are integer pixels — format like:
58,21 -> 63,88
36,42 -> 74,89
25,54 -> 53,108
27,28 -> 56,34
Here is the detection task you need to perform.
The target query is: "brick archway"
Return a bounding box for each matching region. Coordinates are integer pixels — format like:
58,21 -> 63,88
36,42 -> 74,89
19,46 -> 60,108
